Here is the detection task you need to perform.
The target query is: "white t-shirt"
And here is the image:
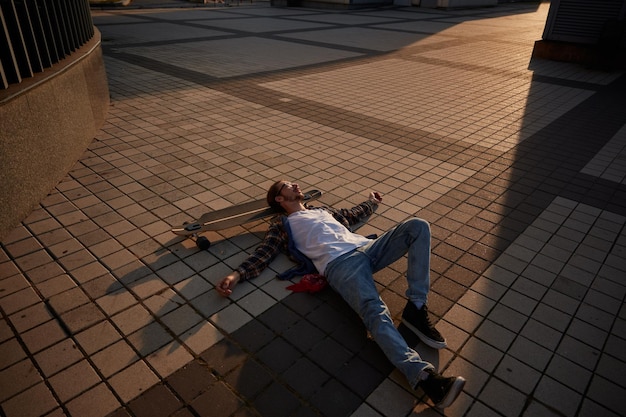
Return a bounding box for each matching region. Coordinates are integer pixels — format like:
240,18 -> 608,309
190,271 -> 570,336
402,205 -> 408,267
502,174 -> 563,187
287,208 -> 371,274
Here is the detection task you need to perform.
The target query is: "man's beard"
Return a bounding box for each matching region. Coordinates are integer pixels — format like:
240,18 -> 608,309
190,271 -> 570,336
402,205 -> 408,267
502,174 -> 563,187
284,192 -> 304,203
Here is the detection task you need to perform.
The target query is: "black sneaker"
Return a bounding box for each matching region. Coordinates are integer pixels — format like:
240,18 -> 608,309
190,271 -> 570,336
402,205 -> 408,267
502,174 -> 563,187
401,302 -> 447,349
419,369 -> 466,409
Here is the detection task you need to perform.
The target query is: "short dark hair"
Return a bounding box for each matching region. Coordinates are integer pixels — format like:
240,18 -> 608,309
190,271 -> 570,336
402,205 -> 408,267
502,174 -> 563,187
266,180 -> 286,213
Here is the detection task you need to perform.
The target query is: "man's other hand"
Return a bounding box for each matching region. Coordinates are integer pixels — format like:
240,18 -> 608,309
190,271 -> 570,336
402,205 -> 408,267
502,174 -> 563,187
217,271 -> 240,297
369,192 -> 382,204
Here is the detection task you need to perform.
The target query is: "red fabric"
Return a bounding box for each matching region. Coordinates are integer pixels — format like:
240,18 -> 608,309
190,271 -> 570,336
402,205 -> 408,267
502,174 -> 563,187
286,274 -> 328,293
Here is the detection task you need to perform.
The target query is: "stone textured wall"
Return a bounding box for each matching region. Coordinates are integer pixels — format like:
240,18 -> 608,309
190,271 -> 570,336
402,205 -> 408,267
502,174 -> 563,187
0,31 -> 109,241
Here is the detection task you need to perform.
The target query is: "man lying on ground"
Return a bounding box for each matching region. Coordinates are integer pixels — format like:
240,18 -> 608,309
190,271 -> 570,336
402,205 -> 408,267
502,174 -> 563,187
217,180 -> 466,408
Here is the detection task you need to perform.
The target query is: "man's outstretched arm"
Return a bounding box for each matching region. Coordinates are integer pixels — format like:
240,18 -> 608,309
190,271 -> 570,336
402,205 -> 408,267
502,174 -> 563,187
217,271 -> 240,297
334,191 -> 382,225
216,220 -> 286,297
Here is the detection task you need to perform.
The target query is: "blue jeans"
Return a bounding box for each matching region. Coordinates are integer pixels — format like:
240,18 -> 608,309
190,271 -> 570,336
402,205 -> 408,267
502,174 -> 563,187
324,218 -> 434,388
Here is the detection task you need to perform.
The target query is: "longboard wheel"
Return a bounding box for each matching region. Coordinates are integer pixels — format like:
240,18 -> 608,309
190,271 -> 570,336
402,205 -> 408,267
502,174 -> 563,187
196,236 -> 211,250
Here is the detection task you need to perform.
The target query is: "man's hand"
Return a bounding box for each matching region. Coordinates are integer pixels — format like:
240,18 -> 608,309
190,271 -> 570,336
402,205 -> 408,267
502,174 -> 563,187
217,271 -> 240,297
369,192 -> 382,205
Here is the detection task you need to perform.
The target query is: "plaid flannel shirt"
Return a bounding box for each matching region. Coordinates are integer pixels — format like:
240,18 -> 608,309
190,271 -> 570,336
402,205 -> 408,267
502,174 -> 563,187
235,200 -> 377,281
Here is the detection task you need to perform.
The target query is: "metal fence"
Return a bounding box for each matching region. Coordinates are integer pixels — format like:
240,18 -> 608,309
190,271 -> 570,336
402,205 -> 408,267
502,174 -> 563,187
0,0 -> 94,90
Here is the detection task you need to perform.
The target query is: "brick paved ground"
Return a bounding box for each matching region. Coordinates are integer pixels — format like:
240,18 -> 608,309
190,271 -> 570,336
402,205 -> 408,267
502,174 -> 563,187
1,1 -> 626,417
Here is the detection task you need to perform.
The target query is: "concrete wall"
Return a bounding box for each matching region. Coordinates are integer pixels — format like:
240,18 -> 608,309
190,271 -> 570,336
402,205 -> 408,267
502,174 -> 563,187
0,30 -> 109,241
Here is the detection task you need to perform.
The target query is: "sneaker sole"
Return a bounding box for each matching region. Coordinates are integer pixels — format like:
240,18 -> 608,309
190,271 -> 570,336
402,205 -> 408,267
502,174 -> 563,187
436,376 -> 466,409
401,318 -> 447,350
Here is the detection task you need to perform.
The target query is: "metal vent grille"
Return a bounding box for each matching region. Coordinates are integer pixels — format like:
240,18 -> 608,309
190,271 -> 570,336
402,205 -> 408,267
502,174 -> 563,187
543,0 -> 626,45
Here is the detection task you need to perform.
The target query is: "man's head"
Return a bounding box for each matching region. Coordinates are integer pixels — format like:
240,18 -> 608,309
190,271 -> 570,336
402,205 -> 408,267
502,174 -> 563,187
267,180 -> 303,212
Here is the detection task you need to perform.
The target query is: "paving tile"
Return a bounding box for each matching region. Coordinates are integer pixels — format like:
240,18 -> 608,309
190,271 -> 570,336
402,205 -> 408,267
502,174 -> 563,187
336,356 -> 386,400
8,302 -> 53,333
511,275 -> 548,301
253,381 -> 302,417
160,304 -> 204,336
0,338 -> 26,370
47,287 -> 90,315
109,360 -> 160,404
127,321 -> 174,357
173,276 -> 212,301
480,377 -> 527,417
74,320 -> 122,355
180,320 -> 223,355
330,319 -> 370,353
111,304 -> 155,335
200,338 -> 248,377
487,303 -> 527,334
71,262 -> 112,286
0,382 -> 58,417
531,303 -> 571,333
3,236 -> 43,258
127,383 -> 182,417
47,359 -> 101,402
256,336 -> 300,374
13,249 -> 55,272
520,318 -> 563,351
282,356 -> 329,399
546,354 -> 592,394
360,378 -> 416,417
0,319 -> 13,344
586,373 -> 626,416
555,335 -> 601,372
0,286 -> 41,315
20,320 -> 67,354
443,304 -> 484,335
533,375 -> 582,417
189,380 -> 244,417
145,341 -> 193,379
65,383 -> 121,417
61,302 -> 107,334
96,288 -> 138,316
168,361 -> 217,403
0,360 -> 43,403
36,274 -> 77,299
91,339 -> 139,378
225,357 -> 274,401
305,303 -> 349,335
258,304 -> 300,334
209,302 -> 252,334
237,287 -> 276,316
144,288 -> 185,316
475,319 -> 516,352
33,338 -> 83,377
566,318 -> 609,350
494,354 -> 541,395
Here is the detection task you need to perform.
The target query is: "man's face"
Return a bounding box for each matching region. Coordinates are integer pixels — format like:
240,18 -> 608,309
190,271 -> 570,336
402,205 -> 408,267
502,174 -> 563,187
278,181 -> 304,202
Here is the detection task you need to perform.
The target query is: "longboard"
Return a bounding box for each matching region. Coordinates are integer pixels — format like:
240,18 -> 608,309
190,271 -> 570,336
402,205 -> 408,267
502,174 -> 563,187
172,189 -> 322,249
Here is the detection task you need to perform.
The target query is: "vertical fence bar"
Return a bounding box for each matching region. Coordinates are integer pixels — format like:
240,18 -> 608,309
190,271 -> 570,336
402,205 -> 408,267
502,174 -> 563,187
0,5 -> 20,86
0,0 -> 33,79
27,0 -> 52,68
50,0 -> 71,56
72,0 -> 87,44
15,0 -> 43,73
77,0 -> 93,40
60,0 -> 78,52
40,0 -> 61,63
82,0 -> 94,38
0,0 -> 94,90
0,60 -> 9,89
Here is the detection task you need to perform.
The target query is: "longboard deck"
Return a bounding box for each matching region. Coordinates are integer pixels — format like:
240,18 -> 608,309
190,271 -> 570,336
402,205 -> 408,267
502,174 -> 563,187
172,189 -> 322,237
